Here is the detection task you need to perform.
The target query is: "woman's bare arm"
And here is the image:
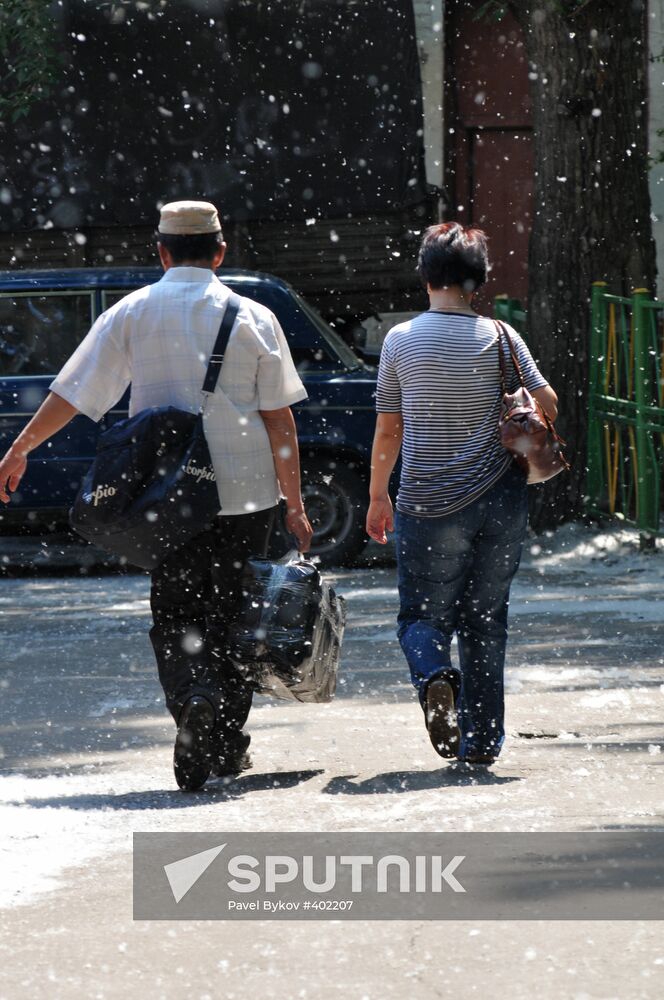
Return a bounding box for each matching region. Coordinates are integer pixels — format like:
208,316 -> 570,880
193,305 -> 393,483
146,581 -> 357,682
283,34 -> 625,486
366,412 -> 403,544
532,384 -> 558,421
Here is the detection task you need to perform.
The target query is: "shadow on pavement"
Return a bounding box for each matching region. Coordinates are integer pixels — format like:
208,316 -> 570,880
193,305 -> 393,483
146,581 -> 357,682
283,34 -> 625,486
0,709 -> 171,776
12,769 -> 325,811
322,767 -> 521,795
471,834 -> 664,916
553,738 -> 664,758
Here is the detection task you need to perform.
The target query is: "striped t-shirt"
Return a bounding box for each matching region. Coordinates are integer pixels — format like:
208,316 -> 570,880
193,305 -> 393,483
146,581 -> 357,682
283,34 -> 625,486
375,311 -> 548,517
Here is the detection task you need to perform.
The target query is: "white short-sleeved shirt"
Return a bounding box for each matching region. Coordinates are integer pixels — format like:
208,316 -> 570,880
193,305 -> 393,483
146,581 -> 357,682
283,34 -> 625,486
50,267 -> 308,516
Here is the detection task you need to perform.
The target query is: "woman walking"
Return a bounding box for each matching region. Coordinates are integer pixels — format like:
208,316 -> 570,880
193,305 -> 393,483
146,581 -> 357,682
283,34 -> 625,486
366,222 -> 558,765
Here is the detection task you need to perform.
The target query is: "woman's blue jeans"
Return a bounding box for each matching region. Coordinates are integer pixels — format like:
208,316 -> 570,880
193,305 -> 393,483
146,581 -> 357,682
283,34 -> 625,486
396,463 -> 528,760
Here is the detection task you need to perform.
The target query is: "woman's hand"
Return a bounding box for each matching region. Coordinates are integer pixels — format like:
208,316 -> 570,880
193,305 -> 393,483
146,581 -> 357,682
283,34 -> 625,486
366,413 -> 401,544
366,496 -> 394,545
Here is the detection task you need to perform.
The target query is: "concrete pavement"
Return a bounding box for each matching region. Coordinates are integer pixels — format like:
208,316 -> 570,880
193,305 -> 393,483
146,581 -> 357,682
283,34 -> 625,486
0,524 -> 662,998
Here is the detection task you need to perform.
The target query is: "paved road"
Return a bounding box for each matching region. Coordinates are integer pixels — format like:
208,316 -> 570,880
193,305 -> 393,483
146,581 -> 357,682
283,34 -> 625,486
0,527 -> 663,998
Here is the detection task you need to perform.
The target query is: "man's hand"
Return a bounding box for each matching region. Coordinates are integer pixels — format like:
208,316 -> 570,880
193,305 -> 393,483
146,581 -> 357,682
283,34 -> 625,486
0,393 -> 79,505
366,496 -> 394,545
285,506 -> 314,553
0,450 -> 27,504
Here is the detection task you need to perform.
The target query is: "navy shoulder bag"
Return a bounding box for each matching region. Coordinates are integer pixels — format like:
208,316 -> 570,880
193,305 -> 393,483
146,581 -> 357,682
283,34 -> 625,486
70,293 -> 241,570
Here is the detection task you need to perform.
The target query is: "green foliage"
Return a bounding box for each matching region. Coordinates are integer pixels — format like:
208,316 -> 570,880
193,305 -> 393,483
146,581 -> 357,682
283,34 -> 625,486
473,1 -> 510,20
0,0 -> 62,125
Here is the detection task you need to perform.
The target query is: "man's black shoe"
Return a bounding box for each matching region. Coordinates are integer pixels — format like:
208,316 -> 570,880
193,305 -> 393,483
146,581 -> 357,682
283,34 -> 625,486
210,731 -> 252,779
173,696 -> 216,792
457,753 -> 496,766
424,678 -> 461,759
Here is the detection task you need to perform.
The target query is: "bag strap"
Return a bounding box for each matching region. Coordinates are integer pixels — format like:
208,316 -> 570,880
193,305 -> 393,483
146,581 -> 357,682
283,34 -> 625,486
201,292 -> 242,395
495,319 -> 525,393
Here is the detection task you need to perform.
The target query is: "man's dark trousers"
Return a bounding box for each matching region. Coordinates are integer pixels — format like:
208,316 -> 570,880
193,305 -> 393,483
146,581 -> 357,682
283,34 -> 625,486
149,506 -> 278,736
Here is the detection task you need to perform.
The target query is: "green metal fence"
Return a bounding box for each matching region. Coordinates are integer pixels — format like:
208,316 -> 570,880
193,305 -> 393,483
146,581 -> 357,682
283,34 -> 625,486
494,286 -> 664,539
494,295 -> 527,334
587,283 -> 664,538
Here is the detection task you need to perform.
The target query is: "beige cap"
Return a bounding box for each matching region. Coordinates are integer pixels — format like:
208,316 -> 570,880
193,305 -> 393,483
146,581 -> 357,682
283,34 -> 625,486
158,200 -> 221,235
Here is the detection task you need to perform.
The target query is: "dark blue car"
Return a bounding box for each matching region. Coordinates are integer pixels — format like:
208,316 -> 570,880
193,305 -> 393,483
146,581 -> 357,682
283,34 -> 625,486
0,267 -> 378,565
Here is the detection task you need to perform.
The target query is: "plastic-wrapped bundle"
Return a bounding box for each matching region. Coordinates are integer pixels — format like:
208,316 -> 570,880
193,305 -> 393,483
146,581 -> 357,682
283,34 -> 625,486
229,552 -> 345,703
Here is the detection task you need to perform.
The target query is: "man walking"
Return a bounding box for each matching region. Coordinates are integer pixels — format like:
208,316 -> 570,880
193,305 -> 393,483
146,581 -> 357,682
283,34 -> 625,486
0,200 -> 313,790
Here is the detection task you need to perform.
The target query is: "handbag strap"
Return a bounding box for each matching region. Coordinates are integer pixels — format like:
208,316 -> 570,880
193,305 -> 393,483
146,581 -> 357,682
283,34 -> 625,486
495,319 -> 525,393
201,292 -> 242,395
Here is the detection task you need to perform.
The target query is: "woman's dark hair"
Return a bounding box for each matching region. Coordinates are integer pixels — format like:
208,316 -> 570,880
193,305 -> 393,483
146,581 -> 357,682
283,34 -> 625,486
417,222 -> 489,292
157,230 -> 224,264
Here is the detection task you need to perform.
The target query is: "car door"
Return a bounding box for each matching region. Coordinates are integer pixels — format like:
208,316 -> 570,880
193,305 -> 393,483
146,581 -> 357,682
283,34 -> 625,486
228,280 -> 378,564
228,279 -> 375,450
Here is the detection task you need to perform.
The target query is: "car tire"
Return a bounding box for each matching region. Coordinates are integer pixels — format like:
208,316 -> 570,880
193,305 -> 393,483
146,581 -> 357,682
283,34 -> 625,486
301,459 -> 368,567
268,459 -> 368,567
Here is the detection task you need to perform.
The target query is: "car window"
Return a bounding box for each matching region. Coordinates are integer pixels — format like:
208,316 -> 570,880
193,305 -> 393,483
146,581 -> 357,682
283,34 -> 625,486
101,290 -> 132,311
288,289 -> 363,370
231,283 -> 354,370
0,292 -> 94,376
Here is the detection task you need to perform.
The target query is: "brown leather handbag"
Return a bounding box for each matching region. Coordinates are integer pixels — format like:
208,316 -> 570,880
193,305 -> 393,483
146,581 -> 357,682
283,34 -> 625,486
496,320 -> 569,484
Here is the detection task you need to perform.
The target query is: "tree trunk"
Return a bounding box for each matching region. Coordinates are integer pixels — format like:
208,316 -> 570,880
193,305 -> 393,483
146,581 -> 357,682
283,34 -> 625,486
508,0 -> 656,528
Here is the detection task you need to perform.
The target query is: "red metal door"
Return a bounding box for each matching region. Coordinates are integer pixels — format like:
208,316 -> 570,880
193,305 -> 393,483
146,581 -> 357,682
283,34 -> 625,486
445,1 -> 533,307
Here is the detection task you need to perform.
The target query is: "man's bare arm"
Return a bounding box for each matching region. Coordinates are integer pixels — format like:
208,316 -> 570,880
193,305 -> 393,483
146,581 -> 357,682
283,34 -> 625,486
259,405 -> 313,552
0,392 -> 79,503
